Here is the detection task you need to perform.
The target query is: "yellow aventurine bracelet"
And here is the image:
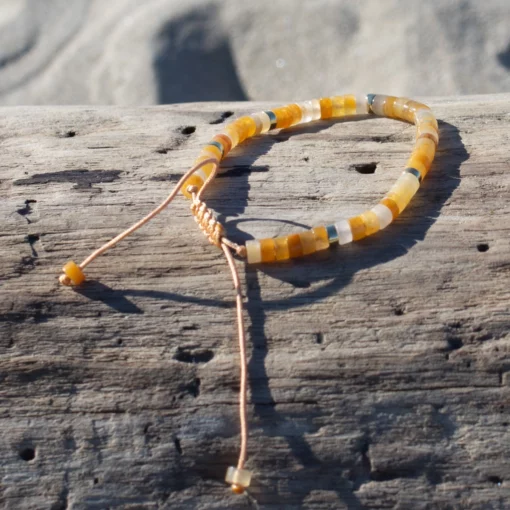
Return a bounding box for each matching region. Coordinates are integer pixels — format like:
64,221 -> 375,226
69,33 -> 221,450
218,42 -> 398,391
59,94 -> 438,494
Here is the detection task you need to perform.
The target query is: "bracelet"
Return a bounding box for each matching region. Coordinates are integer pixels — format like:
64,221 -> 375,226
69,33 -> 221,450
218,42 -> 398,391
59,94 -> 438,495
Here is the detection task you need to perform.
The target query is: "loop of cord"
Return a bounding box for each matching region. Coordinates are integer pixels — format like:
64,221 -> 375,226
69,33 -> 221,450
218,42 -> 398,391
59,156 -> 249,474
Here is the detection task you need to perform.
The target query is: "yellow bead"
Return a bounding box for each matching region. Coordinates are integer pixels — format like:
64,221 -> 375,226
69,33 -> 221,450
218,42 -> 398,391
360,210 -> 380,236
260,238 -> 276,263
319,98 -> 333,119
348,216 -> 367,241
383,96 -> 398,118
415,138 -> 436,165
287,103 -> 303,125
224,125 -> 240,148
273,107 -> 293,129
386,173 -> 420,213
344,95 -> 356,115
331,96 -> 345,117
62,261 -> 85,285
287,233 -> 303,258
381,197 -> 400,220
201,144 -> 222,160
312,226 -> 329,251
225,466 -> 252,489
274,237 -> 290,261
246,240 -> 261,264
299,230 -> 316,255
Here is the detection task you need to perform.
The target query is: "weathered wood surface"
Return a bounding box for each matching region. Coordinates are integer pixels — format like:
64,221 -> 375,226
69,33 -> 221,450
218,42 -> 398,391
0,95 -> 509,509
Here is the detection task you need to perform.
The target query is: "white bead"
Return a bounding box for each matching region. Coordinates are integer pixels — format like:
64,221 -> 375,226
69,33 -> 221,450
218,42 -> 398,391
251,114 -> 263,134
298,101 -> 314,123
355,94 -> 369,114
225,466 -> 252,488
311,99 -> 321,120
371,204 -> 393,229
252,112 -> 271,133
370,95 -> 388,116
334,219 -> 353,245
246,240 -> 262,264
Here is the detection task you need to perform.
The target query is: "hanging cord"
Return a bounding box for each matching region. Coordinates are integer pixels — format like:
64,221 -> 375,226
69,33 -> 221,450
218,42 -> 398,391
58,157 -> 249,479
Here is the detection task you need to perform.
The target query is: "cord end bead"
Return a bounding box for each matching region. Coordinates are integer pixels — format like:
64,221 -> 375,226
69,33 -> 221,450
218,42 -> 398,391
226,466 -> 252,493
60,261 -> 85,286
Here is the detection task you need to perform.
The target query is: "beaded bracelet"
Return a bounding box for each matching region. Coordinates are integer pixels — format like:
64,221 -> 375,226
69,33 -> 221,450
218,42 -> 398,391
59,94 -> 438,495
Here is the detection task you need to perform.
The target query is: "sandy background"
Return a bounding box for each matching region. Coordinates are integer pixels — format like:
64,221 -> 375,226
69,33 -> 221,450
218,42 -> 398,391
0,0 -> 509,105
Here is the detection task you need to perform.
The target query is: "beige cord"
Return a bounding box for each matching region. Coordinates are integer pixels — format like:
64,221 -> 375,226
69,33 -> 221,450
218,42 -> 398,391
59,158 -> 249,473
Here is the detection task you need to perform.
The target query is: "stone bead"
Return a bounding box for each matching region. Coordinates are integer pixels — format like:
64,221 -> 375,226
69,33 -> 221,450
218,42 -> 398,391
287,103 -> 303,125
287,233 -> 303,258
299,230 -> 316,255
370,94 -> 389,116
251,111 -> 271,134
383,96 -> 398,118
260,238 -> 276,263
319,98 -> 333,119
225,466 -> 252,489
344,94 -> 357,116
371,203 -> 393,229
391,96 -> 410,119
223,126 -> 240,148
63,261 -> 85,285
331,96 -> 345,117
312,226 -> 330,251
334,219 -> 353,245
275,236 -> 290,261
360,210 -> 380,236
416,125 -> 439,145
381,197 -> 400,220
246,240 -> 262,264
405,154 -> 428,179
348,215 -> 367,241
273,107 -> 293,129
415,109 -> 438,129
355,94 -> 369,114
415,137 -> 436,165
386,172 -> 420,213
201,143 -> 222,160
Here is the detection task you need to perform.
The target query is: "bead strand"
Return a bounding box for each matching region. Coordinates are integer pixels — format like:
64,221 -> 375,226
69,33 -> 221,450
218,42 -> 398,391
178,94 -> 437,265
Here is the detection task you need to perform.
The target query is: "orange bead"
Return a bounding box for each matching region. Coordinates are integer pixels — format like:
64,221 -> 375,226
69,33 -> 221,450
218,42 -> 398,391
275,237 -> 290,261
319,98 -> 333,119
380,197 -> 400,220
312,226 -> 329,251
273,107 -> 293,129
260,238 -> 276,262
299,230 -> 316,255
287,234 -> 303,258
348,216 -> 367,241
62,261 -> 85,285
287,104 -> 303,125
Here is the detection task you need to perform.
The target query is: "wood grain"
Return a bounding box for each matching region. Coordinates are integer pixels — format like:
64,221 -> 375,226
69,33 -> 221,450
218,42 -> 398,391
1,95 -> 509,509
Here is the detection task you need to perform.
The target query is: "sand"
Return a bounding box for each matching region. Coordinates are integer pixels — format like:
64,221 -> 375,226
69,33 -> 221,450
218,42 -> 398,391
0,0 -> 509,105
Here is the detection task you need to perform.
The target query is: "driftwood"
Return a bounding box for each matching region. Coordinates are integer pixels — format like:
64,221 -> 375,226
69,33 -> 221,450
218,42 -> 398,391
0,95 -> 509,509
